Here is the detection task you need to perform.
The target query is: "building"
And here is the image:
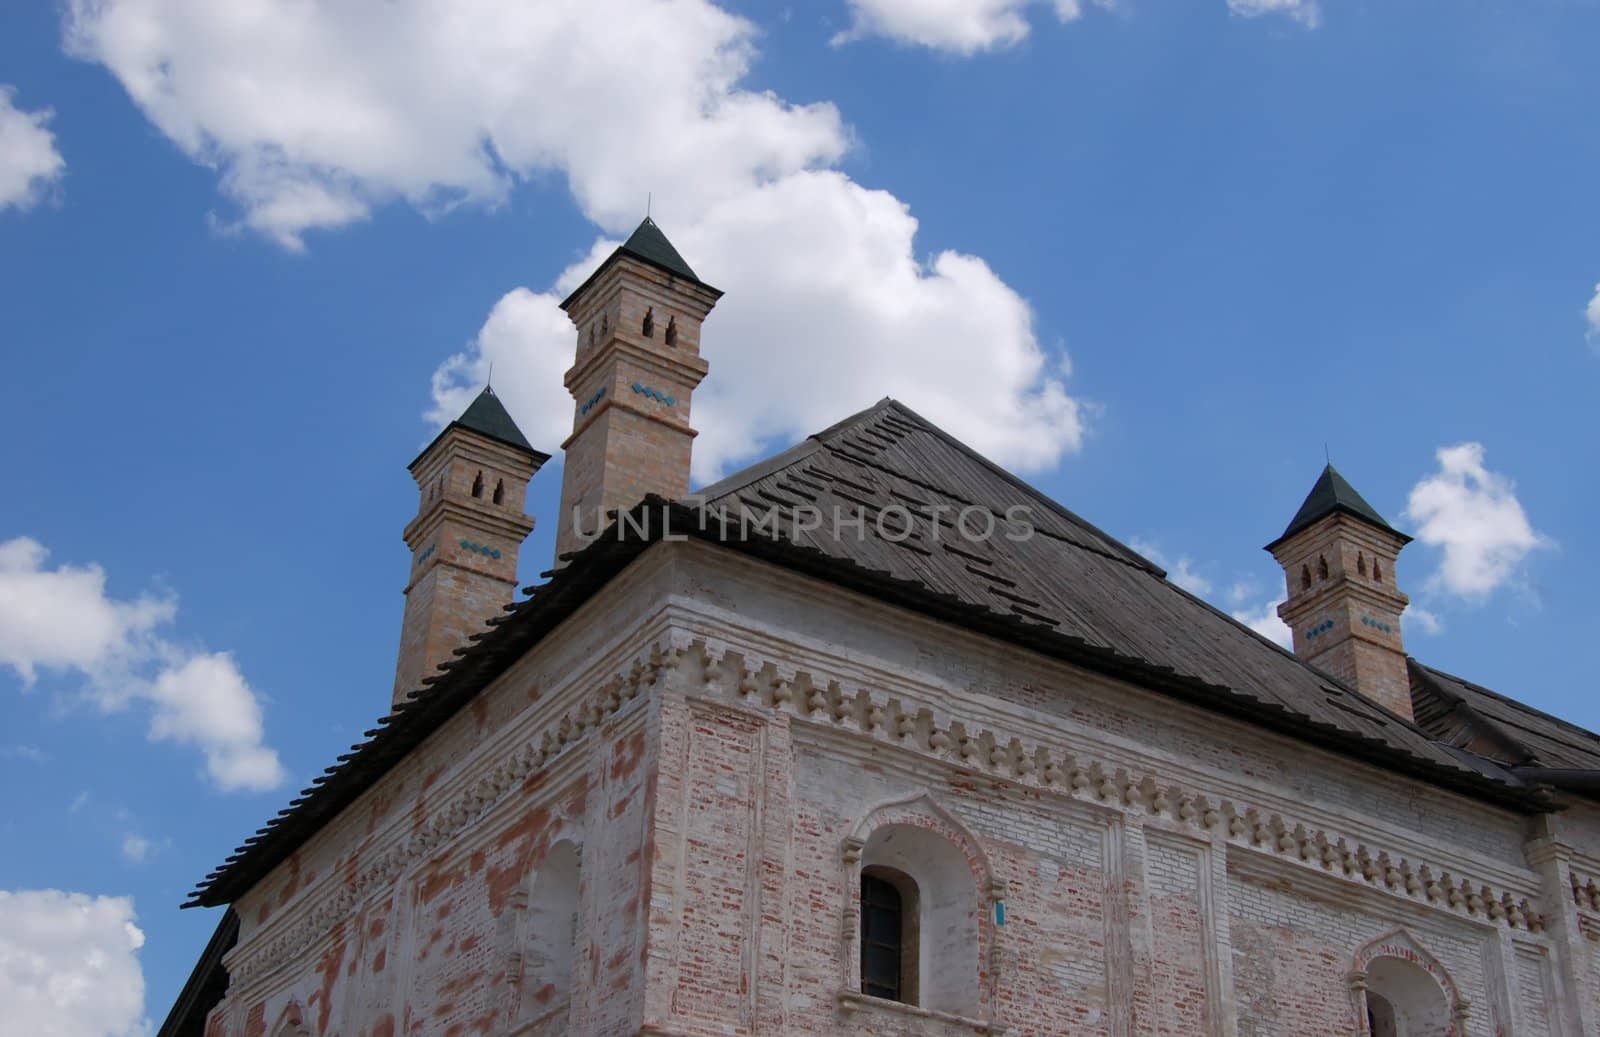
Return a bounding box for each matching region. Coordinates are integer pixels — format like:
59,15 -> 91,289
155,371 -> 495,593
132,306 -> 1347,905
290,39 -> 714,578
161,220 -> 1600,1037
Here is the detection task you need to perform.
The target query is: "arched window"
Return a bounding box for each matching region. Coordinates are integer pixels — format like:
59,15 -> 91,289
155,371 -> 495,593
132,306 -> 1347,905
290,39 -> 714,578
642,307 -> 654,337
513,841 -> 581,1034
1373,559 -> 1383,583
493,478 -> 505,505
600,313 -> 608,335
1300,565 -> 1312,591
471,471 -> 484,498
1363,957 -> 1452,1036
860,868 -> 918,1004
664,315 -> 677,346
856,821 -> 981,1017
1317,555 -> 1329,581
1351,931 -> 1465,1037
1357,552 -> 1367,577
1366,991 -> 1399,1037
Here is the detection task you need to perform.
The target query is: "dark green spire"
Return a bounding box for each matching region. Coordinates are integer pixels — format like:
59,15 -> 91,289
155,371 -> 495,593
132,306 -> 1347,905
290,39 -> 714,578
618,217 -> 701,283
1268,463 -> 1410,549
454,385 -> 535,453
409,386 -> 547,471
559,217 -> 720,311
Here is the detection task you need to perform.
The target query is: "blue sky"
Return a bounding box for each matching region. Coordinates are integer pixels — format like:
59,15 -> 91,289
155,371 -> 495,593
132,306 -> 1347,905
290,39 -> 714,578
1,1 -> 1595,1032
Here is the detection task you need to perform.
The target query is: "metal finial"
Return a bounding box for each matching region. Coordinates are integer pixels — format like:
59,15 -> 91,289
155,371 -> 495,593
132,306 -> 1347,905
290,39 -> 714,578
646,192 -> 652,219
487,361 -> 494,390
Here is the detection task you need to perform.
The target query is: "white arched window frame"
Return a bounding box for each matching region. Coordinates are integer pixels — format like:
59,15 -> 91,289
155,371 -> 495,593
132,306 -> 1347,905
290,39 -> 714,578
837,791 -> 1004,1028
503,839 -> 583,1036
1348,929 -> 1470,1037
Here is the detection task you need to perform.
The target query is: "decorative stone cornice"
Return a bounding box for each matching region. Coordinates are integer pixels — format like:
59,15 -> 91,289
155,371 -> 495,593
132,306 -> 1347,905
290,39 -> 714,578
226,637 -> 679,989
1569,866 -> 1600,915
684,637 -> 1547,935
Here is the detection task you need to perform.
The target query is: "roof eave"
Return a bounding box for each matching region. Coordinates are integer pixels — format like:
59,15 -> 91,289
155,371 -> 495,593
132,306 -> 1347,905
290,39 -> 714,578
1264,502 -> 1415,553
406,421 -> 552,472
557,246 -> 723,312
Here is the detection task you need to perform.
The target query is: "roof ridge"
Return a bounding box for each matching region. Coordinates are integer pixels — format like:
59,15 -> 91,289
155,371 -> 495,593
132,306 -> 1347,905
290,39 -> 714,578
1407,659 -> 1534,765
1412,658 -> 1600,748
867,399 -> 1161,576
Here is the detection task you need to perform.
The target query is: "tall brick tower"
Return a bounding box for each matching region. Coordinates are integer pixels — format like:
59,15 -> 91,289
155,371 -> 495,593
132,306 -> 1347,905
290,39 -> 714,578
554,218 -> 722,560
1267,464 -> 1415,719
394,387 -> 548,705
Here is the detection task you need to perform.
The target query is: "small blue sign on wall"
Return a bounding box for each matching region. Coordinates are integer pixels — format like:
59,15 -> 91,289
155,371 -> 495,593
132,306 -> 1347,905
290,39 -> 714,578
994,901 -> 1006,926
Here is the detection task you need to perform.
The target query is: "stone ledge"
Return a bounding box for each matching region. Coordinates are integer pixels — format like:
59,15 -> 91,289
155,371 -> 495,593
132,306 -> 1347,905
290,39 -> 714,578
836,989 -> 1002,1035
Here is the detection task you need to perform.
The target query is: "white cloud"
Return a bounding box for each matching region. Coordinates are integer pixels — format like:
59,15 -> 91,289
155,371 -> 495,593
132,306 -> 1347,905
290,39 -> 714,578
0,890 -> 149,1037
65,0 -> 847,249
1227,0 -> 1321,28
0,86 -> 65,212
1403,444 -> 1549,599
0,537 -> 285,792
45,0 -> 1097,478
1586,281 -> 1600,351
1,744 -> 49,763
1231,595 -> 1293,649
1225,579 -> 1258,607
0,538 -> 172,685
831,0 -> 1094,53
1406,605 -> 1443,636
433,173 -> 1087,480
1128,537 -> 1213,596
73,0 -> 1087,479
119,835 -> 152,864
149,653 -> 285,791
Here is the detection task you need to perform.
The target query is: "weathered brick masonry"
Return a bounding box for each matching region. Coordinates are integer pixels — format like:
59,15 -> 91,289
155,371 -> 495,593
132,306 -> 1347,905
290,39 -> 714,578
194,545 -> 1600,1036
173,221 -> 1600,1037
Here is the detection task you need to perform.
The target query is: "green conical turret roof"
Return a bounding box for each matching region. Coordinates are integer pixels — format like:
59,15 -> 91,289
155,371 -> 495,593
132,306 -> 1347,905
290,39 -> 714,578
618,217 -> 700,282
408,386 -> 548,470
1268,463 -> 1410,550
559,217 -> 720,310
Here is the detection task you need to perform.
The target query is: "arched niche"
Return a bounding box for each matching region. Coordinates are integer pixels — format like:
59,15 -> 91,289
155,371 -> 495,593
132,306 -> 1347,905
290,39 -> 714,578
1349,930 -> 1469,1037
268,1000 -> 310,1037
507,839 -> 582,1035
840,791 -> 1001,1021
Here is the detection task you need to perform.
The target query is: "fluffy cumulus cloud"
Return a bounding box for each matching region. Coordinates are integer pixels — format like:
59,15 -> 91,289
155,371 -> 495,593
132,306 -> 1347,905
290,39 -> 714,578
0,86 -> 65,212
1404,443 -> 1549,599
1406,605 -> 1443,636
832,0 -> 1093,53
0,890 -> 149,1037
1231,595 -> 1292,650
0,537 -> 285,791
64,0 -> 847,249
1227,0 -> 1322,28
1128,537 -> 1213,597
69,0 -> 1088,481
1586,282 -> 1600,350
432,173 -> 1086,479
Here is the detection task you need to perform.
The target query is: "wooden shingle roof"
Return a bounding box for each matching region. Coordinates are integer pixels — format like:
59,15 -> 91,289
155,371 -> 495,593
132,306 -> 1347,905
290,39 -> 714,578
1410,659 -> 1600,772
189,399 -> 1578,908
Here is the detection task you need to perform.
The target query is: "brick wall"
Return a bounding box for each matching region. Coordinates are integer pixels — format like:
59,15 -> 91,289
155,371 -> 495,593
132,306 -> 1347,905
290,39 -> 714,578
202,542 -> 1599,1036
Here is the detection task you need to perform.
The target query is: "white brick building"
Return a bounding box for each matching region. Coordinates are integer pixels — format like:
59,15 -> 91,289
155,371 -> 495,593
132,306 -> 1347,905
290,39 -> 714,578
161,221 -> 1600,1037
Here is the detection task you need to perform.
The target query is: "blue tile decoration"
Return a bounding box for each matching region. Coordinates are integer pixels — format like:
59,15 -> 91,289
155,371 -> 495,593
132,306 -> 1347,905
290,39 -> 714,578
631,382 -> 677,407
1360,615 -> 1394,634
458,538 -> 502,560
1305,618 -> 1336,641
